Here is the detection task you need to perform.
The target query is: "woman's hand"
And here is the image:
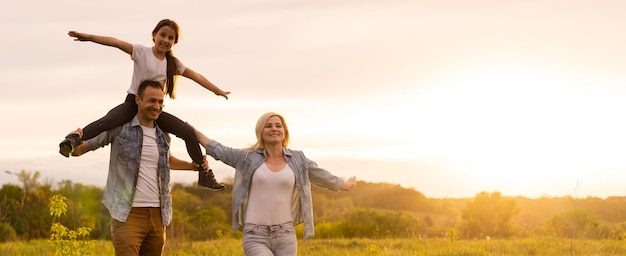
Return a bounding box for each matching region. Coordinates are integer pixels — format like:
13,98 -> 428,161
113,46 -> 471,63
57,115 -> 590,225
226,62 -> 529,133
341,176 -> 357,191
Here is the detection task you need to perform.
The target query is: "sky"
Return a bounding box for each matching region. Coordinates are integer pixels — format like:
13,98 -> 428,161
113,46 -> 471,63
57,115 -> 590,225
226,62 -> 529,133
1,0 -> 625,198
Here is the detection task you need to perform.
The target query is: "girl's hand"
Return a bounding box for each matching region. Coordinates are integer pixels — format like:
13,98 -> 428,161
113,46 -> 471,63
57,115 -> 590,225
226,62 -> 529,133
218,91 -> 230,100
68,31 -> 89,41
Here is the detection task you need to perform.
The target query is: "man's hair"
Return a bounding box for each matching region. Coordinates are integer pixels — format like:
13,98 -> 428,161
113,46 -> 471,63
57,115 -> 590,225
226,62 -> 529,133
137,80 -> 164,97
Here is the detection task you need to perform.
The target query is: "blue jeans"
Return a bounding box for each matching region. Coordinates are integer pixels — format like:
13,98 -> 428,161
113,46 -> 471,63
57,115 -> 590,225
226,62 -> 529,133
242,222 -> 297,256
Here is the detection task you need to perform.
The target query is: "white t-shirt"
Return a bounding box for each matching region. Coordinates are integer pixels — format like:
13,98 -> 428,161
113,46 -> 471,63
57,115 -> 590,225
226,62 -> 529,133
132,125 -> 160,207
244,163 -> 295,225
127,44 -> 186,95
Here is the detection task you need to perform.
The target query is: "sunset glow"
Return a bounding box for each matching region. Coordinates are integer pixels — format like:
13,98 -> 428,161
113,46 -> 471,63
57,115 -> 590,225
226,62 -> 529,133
2,1 -> 625,198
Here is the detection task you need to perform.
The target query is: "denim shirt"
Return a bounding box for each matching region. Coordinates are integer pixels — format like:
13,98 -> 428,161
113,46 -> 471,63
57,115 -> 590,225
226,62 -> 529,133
205,140 -> 345,241
85,116 -> 173,226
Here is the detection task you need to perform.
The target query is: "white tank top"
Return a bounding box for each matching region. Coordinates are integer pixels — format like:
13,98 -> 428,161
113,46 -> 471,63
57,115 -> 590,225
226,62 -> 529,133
244,163 -> 295,225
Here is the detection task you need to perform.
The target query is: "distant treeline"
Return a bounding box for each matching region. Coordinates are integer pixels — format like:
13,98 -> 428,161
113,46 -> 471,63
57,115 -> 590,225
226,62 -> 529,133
1,170 -> 625,241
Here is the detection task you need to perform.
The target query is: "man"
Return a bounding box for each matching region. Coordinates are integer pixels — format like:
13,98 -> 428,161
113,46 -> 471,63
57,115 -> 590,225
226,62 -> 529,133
70,80 -> 207,255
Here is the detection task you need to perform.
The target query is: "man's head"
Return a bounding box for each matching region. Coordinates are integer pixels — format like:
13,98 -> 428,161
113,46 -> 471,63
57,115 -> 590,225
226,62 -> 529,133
136,80 -> 165,125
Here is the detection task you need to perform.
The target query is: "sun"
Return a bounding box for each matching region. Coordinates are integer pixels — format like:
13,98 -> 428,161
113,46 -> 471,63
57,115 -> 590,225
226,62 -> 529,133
409,62 -> 620,194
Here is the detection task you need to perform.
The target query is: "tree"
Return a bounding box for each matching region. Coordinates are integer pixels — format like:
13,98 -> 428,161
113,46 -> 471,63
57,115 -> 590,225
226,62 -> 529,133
0,184 -> 23,226
54,180 -> 106,239
2,170 -> 55,239
459,191 -> 519,238
313,194 -> 353,223
338,208 -> 426,238
6,169 -> 42,194
169,190 -> 231,241
0,223 -> 17,241
546,209 -> 601,239
19,183 -> 55,239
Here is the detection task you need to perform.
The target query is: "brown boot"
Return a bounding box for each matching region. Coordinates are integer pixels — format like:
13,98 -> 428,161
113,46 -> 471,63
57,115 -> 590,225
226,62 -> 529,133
59,133 -> 82,158
198,168 -> 225,191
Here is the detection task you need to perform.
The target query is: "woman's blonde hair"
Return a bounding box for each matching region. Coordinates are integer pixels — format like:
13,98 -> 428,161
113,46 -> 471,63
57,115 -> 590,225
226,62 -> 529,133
244,112 -> 290,151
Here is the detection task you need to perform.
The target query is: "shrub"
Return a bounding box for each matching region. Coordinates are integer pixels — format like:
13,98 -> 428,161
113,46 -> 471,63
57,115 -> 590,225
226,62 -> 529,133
0,223 -> 17,242
48,195 -> 95,256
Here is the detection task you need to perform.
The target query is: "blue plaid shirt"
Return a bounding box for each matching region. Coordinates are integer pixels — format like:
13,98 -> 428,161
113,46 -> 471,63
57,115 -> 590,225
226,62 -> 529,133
205,140 -> 345,241
85,116 -> 173,226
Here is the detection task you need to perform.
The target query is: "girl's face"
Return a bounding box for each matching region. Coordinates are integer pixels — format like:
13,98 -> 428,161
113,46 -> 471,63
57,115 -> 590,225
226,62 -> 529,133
152,26 -> 177,53
262,116 -> 285,145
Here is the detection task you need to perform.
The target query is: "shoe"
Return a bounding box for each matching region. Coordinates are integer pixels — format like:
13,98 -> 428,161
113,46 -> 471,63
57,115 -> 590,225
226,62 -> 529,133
198,168 -> 225,191
58,133 -> 82,158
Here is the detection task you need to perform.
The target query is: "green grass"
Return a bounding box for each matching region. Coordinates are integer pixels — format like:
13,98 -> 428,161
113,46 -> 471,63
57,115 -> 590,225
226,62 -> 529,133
1,238 -> 625,255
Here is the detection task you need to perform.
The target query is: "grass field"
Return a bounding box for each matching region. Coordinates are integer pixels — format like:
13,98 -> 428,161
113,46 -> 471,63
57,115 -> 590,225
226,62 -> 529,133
1,238 -> 625,255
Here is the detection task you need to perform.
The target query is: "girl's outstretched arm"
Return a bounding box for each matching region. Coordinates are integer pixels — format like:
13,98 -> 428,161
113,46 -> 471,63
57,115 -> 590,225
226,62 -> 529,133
68,31 -> 133,55
181,67 -> 230,100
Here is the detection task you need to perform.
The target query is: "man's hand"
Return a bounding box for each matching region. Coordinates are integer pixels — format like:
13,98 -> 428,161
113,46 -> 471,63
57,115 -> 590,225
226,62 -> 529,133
192,155 -> 209,171
70,128 -> 84,138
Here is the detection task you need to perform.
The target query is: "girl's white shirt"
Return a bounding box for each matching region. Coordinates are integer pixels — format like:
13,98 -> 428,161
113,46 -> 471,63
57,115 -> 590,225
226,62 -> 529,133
127,44 -> 185,95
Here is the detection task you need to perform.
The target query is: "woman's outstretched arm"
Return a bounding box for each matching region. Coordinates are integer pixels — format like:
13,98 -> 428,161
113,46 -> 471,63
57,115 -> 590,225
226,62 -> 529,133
195,128 -> 212,147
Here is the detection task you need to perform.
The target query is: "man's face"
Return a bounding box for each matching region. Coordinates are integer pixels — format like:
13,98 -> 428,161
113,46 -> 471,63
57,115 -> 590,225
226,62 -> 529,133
136,86 -> 164,122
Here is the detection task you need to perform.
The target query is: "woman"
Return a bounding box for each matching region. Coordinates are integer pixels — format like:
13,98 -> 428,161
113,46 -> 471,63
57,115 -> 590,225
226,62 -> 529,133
59,19 -> 229,191
195,112 -> 356,255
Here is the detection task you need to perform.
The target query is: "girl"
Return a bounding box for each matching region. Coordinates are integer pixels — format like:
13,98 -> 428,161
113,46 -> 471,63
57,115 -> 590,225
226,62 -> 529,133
60,19 -> 228,191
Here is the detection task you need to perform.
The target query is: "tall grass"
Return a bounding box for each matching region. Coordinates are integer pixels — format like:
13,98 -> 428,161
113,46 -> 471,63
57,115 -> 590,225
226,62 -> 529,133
0,240 -> 113,256
1,238 -> 625,255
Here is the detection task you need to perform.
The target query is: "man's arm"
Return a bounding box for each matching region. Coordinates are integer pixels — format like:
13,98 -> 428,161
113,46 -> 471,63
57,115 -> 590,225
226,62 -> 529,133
169,155 -> 208,171
71,142 -> 90,156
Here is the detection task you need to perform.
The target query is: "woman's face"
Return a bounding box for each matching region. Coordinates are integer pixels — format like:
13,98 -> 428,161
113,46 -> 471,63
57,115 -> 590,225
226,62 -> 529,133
262,116 -> 285,145
152,25 -> 177,52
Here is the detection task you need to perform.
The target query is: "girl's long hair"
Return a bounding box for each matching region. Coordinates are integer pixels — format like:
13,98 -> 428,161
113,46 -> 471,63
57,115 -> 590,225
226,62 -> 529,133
152,19 -> 181,99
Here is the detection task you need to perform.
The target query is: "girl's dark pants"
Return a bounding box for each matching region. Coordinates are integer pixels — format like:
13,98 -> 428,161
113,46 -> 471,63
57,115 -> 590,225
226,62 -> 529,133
81,94 -> 203,166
